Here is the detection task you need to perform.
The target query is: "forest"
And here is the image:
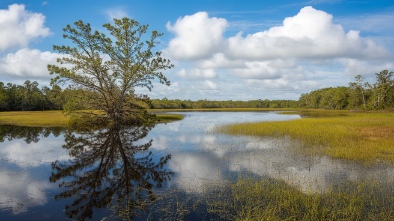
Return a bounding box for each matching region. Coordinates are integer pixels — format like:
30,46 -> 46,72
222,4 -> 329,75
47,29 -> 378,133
299,70 -> 394,110
1,70 -> 393,111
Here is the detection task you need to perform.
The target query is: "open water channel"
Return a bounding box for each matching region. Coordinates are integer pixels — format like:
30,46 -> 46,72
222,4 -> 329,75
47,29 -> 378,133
0,111 -> 393,220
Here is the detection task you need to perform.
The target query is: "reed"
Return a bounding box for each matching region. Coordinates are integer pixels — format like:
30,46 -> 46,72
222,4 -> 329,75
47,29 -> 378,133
218,110 -> 394,163
204,176 -> 394,220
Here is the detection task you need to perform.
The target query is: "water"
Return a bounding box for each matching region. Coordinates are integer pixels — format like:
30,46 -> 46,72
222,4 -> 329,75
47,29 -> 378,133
0,112 -> 393,220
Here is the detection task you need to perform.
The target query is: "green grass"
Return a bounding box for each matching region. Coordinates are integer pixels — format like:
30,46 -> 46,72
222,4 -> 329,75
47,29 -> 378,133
218,110 -> 394,164
0,110 -> 184,127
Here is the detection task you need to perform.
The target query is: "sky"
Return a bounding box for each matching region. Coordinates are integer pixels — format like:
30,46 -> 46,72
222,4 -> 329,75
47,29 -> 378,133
0,0 -> 394,101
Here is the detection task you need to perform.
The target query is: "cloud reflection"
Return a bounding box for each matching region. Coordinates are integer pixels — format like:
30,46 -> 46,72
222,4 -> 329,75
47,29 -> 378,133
0,171 -> 51,214
147,112 -> 394,194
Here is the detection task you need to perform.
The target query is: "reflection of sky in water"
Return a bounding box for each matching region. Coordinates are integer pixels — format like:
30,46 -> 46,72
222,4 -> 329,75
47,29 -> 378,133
147,112 -> 394,194
0,133 -> 66,215
0,171 -> 51,214
0,112 -> 394,218
0,135 -> 69,167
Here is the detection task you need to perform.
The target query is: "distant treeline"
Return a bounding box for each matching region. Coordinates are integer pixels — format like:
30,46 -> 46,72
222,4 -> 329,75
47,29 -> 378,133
151,98 -> 298,109
1,69 -> 393,111
0,80 -> 298,111
299,70 -> 394,110
0,80 -> 69,111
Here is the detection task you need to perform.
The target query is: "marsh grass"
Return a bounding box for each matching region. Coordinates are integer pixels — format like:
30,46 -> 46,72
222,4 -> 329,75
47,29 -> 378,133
155,113 -> 184,123
202,176 -> 394,220
147,175 -> 394,220
218,110 -> 394,164
0,110 -> 184,127
0,111 -> 69,127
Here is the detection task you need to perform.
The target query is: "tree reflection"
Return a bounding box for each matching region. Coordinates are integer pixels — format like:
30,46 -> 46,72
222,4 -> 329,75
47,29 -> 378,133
50,124 -> 172,220
0,125 -> 64,143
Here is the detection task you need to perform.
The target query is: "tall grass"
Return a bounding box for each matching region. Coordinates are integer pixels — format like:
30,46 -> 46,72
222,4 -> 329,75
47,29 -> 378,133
218,110 -> 394,164
203,176 -> 394,220
148,175 -> 394,220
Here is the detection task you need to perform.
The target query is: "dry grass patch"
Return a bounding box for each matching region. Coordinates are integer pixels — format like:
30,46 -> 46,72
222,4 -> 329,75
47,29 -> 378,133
0,110 -> 184,127
0,111 -> 69,127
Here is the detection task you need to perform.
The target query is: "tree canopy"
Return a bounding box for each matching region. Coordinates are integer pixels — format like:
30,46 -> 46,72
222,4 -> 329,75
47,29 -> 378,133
48,18 -> 173,125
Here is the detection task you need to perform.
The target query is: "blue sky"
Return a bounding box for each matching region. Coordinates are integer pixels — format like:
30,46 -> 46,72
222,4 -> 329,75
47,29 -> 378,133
1,0 -> 394,100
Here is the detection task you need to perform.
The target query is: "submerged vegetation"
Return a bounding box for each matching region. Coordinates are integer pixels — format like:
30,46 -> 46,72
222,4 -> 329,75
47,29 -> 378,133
202,177 -> 394,220
144,175 -> 394,220
219,110 -> 394,164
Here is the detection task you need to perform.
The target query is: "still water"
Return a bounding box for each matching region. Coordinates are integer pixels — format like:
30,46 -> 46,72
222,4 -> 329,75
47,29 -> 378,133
0,112 -> 393,220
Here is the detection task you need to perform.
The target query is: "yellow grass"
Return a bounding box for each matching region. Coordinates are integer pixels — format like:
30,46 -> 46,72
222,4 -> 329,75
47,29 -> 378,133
0,110 -> 183,127
0,111 -> 69,127
218,110 -> 394,164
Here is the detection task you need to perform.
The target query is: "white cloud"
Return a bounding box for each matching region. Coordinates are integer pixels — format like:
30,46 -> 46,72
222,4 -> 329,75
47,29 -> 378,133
159,7 -> 393,100
204,80 -> 217,90
197,53 -> 245,69
165,12 -> 228,60
227,6 -> 389,60
104,7 -> 129,21
0,48 -> 61,78
177,68 -> 217,79
340,58 -> 394,77
0,4 -> 50,51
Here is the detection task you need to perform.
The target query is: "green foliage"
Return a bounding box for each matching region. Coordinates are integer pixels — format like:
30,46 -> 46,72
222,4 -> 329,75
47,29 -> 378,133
48,18 -> 173,125
300,70 -> 394,110
0,81 -> 67,111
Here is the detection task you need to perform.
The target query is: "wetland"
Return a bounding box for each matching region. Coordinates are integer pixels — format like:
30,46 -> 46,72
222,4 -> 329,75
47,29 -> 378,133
0,111 -> 393,220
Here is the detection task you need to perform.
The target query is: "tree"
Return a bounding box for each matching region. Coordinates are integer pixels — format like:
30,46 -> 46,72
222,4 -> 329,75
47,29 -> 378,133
371,70 -> 394,108
48,18 -> 173,125
348,75 -> 370,109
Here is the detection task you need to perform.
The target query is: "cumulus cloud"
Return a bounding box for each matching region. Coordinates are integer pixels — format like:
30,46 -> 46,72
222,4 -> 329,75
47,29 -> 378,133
158,6 -> 393,100
0,48 -> 61,78
165,12 -> 228,60
0,4 -> 50,51
177,68 -> 217,79
227,6 -> 389,60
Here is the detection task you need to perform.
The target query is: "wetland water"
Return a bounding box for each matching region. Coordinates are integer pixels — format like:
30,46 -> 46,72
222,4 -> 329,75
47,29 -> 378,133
0,112 -> 393,220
